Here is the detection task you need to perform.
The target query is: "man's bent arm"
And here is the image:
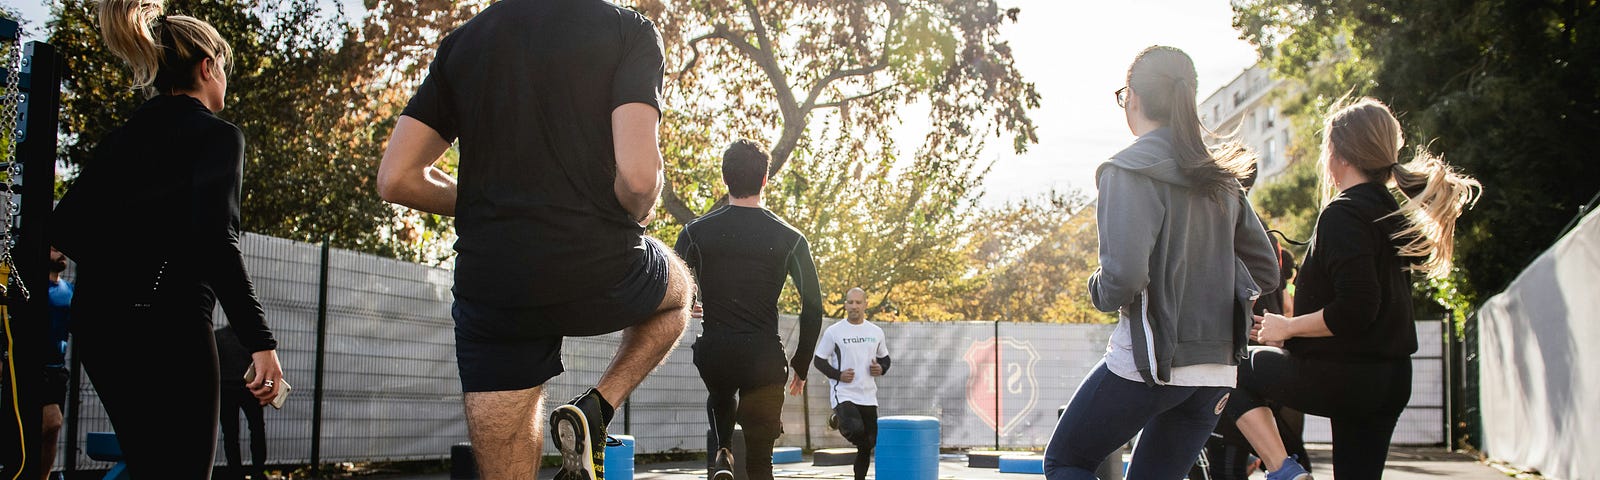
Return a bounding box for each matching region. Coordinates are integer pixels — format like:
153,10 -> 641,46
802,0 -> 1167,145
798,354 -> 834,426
813,356 -> 842,381
612,103 -> 663,224
377,116 -> 457,216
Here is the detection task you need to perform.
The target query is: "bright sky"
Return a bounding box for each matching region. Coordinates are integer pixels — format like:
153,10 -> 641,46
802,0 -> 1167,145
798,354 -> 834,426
6,0 -> 1258,206
972,0 -> 1261,206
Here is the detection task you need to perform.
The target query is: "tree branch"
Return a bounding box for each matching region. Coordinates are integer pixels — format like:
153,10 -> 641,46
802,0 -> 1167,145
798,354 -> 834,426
673,32 -> 721,78
766,0 -> 905,176
800,62 -> 892,113
812,85 -> 898,110
661,175 -> 700,224
737,0 -> 801,120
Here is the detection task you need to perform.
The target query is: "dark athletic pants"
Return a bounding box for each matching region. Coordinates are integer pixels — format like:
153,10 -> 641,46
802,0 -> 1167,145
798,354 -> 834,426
1044,362 -> 1229,480
1225,347 -> 1411,480
833,402 -> 878,480
220,381 -> 268,479
695,333 -> 790,480
706,383 -> 785,480
76,305 -> 221,479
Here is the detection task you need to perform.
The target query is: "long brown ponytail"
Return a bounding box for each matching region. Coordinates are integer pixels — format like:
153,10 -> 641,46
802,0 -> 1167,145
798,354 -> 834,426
98,0 -> 231,94
1127,46 -> 1255,198
1322,97 -> 1482,278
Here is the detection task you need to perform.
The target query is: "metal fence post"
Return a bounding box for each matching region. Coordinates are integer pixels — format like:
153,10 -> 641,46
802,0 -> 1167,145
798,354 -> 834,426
310,238 -> 331,475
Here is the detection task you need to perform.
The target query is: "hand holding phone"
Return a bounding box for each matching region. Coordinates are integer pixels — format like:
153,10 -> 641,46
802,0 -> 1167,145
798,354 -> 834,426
243,362 -> 291,409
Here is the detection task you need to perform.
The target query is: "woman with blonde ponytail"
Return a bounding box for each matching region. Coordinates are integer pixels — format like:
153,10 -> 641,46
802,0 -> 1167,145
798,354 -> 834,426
1042,46 -> 1281,480
51,0 -> 283,477
1226,98 -> 1481,480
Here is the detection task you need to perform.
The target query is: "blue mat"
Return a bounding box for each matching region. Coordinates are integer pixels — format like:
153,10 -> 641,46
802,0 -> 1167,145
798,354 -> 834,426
998,455 -> 1045,474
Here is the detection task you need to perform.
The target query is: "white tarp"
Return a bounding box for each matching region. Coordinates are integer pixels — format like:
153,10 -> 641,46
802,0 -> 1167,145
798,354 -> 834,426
1478,209 -> 1600,480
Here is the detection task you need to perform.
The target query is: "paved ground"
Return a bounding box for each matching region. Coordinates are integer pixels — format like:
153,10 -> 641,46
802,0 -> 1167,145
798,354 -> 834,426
371,445 -> 1508,480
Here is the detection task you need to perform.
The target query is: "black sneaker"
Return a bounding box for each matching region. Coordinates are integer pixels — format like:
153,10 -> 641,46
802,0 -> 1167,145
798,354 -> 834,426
711,447 -> 735,480
551,390 -> 610,480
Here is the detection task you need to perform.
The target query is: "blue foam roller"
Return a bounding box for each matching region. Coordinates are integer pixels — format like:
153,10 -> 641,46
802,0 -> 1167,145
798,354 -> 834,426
874,416 -> 940,480
772,446 -> 803,464
605,435 -> 636,480
998,455 -> 1045,474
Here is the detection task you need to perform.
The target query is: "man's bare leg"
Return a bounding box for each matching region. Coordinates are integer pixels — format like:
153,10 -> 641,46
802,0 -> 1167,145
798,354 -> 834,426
594,253 -> 693,407
1236,406 -> 1291,471
466,386 -> 546,480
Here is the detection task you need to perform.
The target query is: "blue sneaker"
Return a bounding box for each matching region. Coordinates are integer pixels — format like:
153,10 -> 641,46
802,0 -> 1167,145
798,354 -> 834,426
1265,456 -> 1313,480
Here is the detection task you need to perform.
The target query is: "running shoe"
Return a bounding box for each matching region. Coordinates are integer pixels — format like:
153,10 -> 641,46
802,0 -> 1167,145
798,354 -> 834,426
1265,456 -> 1313,480
551,390 -> 609,480
711,447 -> 735,480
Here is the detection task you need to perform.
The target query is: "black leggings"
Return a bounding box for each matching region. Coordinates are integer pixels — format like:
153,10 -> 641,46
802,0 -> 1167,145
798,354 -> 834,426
835,402 -> 878,480
76,306 -> 221,478
706,383 -> 785,480
220,382 -> 267,480
1226,347 -> 1411,480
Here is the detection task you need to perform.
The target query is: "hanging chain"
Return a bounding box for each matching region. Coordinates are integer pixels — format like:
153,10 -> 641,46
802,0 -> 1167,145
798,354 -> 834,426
0,34 -> 25,300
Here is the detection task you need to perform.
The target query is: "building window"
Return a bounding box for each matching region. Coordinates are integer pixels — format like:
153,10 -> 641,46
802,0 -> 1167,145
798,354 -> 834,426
1266,138 -> 1277,170
1265,107 -> 1277,128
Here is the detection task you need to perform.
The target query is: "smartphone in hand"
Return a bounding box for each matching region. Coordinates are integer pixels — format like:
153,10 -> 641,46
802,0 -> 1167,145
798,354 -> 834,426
243,365 -> 291,409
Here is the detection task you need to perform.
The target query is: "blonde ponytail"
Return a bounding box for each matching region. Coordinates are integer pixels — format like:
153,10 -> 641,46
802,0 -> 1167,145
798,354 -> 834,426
1322,97 -> 1482,278
97,0 -> 232,93
98,0 -> 165,89
1390,151 -> 1482,278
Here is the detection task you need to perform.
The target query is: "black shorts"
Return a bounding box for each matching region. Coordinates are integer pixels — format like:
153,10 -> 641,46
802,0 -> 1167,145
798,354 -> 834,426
453,236 -> 673,393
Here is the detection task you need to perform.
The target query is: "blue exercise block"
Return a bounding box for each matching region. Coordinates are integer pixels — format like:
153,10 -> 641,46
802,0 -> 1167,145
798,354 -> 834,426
998,455 -> 1045,474
86,432 -> 130,480
606,435 -> 636,480
772,446 -> 803,464
875,416 -> 940,480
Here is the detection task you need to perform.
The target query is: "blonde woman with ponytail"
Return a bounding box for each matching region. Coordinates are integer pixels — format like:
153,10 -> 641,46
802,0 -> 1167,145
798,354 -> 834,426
1226,98 -> 1481,480
1042,46 -> 1281,480
51,1 -> 283,477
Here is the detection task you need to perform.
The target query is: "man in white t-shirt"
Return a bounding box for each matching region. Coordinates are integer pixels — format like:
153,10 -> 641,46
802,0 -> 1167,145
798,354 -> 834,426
812,288 -> 891,480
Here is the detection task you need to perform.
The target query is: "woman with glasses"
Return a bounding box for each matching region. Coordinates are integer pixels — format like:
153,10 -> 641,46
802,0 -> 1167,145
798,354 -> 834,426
1224,98 -> 1481,480
1042,45 -> 1280,480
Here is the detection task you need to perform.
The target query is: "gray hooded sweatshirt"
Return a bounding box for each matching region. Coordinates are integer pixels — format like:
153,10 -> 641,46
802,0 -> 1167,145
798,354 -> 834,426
1089,127 -> 1280,386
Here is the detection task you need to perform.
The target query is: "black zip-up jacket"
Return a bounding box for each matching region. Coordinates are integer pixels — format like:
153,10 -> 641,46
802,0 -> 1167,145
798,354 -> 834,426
53,95 -> 275,352
1286,182 -> 1417,361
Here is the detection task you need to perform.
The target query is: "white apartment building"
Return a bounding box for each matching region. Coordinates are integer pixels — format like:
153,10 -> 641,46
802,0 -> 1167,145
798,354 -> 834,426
1200,65 -> 1296,182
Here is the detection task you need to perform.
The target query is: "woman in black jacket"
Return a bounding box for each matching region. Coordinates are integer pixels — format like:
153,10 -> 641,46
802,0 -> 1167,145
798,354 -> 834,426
52,0 -> 283,476
1226,98 -> 1481,480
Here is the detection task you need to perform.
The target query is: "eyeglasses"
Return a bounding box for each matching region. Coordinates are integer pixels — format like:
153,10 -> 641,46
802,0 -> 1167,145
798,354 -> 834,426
1115,86 -> 1130,108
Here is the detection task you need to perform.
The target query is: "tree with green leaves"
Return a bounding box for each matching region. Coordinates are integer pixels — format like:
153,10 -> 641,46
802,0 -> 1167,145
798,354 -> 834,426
49,0 -> 465,262
1233,0 -> 1600,313
638,0 -> 1040,318
947,191 -> 1111,323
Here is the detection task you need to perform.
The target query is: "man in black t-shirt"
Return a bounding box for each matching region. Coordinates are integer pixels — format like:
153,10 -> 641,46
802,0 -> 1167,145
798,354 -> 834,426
376,2 -> 692,479
675,140 -> 823,480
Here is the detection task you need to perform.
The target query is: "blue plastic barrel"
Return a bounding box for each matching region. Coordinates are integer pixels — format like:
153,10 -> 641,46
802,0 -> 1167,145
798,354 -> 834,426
873,416 -> 940,480
605,435 -> 636,480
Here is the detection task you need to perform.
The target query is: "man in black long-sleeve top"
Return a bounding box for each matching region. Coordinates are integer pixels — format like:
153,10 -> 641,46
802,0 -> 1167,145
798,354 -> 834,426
675,140 -> 824,480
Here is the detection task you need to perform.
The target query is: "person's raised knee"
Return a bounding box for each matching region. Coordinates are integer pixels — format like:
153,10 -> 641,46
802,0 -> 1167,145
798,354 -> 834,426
659,253 -> 694,313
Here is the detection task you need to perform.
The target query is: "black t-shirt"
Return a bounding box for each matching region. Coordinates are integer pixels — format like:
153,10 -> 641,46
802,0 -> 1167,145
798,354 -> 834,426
1286,182 -> 1418,361
401,0 -> 666,306
674,206 -> 823,380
